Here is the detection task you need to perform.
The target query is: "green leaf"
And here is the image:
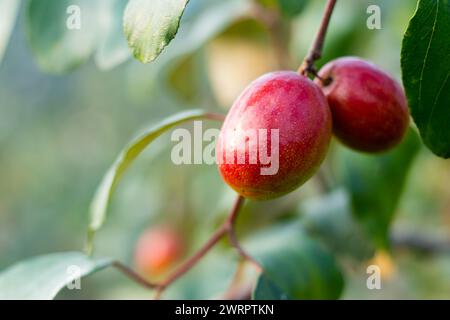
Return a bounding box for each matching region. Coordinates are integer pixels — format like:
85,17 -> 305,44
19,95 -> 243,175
0,0 -> 20,65
277,0 -> 309,18
126,0 -> 250,98
0,252 -> 112,300
95,0 -> 130,70
124,0 -> 190,63
337,129 -> 421,248
26,0 -> 102,74
300,190 -> 375,261
88,110 -> 213,252
253,274 -> 288,300
248,224 -> 344,300
401,0 -> 450,158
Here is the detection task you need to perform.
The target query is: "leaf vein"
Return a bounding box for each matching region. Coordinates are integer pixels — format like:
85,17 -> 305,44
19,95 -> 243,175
418,0 -> 439,118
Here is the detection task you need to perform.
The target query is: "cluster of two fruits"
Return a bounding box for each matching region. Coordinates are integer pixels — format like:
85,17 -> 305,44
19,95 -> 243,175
134,57 -> 410,277
217,57 -> 410,200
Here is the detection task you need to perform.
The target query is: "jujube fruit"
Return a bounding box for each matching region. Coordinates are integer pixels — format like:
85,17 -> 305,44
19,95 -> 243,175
316,57 -> 410,153
217,71 -> 332,200
134,227 -> 183,277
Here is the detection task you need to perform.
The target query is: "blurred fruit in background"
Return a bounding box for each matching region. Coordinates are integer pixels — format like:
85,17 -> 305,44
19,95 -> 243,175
1,0 -> 450,300
134,226 -> 184,278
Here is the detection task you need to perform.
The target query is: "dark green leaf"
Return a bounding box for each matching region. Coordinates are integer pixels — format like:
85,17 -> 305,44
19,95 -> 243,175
88,110 -> 214,252
337,129 -> 421,248
253,274 -> 288,300
301,190 -> 375,261
26,0 -> 102,73
248,224 -> 344,300
124,0 -> 190,63
0,252 -> 112,300
0,0 -> 20,64
401,0 -> 450,158
126,0 -> 250,97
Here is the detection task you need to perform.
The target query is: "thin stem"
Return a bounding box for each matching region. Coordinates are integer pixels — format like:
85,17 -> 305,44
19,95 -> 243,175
155,224 -> 228,294
109,197 -> 246,300
112,261 -> 157,289
225,283 -> 254,300
222,261 -> 247,300
224,195 -> 246,227
227,226 -> 262,272
391,232 -> 450,254
298,0 -> 338,75
223,196 -> 261,271
153,195 -> 246,299
205,112 -> 226,122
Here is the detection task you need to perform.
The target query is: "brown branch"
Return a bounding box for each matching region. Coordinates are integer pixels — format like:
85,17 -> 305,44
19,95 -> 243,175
391,232 -> 450,255
221,261 -> 247,299
223,282 -> 254,300
109,197 -> 248,300
112,261 -> 157,289
298,0 -> 338,75
222,196 -> 261,270
205,112 -> 226,122
153,224 -> 228,298
227,226 -> 262,272
152,195 -> 246,299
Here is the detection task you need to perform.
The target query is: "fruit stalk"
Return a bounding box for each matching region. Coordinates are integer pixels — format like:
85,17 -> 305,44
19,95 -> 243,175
153,195 -> 246,298
111,196 -> 248,299
298,0 -> 338,76
112,261 -> 158,289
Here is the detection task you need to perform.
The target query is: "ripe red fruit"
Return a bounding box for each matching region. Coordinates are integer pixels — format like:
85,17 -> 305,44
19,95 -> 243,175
316,57 -> 410,153
217,71 -> 332,200
134,227 -> 183,277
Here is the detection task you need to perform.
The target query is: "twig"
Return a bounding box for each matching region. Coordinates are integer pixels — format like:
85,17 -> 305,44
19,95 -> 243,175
153,223 -> 228,298
222,196 -> 261,271
205,112 -> 226,122
109,196 -> 251,300
227,226 -> 263,272
152,195 -> 246,299
228,228 -> 262,272
391,232 -> 450,255
298,0 -> 338,75
221,261 -> 247,299
112,261 -> 157,289
223,282 -> 254,300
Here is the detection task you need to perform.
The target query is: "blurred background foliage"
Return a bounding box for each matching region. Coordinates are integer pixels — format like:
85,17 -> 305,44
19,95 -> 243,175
1,0 -> 450,299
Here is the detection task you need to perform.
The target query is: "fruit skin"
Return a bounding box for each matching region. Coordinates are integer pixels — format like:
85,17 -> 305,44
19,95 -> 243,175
316,57 -> 410,153
134,227 -> 183,277
217,71 -> 332,200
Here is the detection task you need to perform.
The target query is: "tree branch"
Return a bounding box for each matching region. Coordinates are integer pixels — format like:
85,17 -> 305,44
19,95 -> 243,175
110,196 -> 260,299
298,0 -> 337,75
225,200 -> 262,272
153,223 -> 229,298
152,196 -> 247,298
391,231 -> 450,255
205,112 -> 226,122
227,227 -> 262,272
112,261 -> 158,289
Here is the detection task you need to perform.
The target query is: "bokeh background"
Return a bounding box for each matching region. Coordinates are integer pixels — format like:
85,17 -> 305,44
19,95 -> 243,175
1,0 -> 450,299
